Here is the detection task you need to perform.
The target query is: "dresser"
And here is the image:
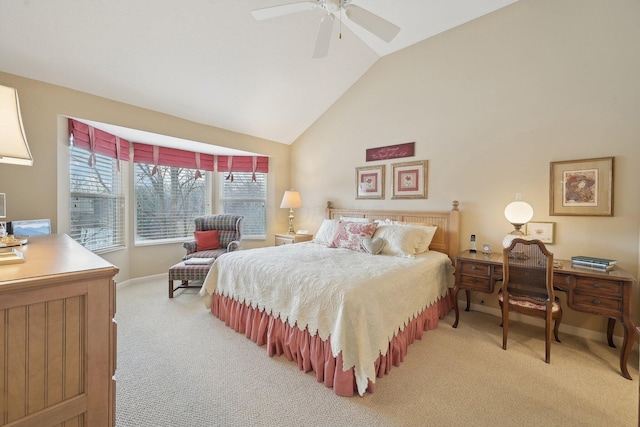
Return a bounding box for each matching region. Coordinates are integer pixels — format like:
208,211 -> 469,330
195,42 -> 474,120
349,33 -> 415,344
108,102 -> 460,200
274,233 -> 313,246
0,234 -> 119,426
453,250 -> 636,380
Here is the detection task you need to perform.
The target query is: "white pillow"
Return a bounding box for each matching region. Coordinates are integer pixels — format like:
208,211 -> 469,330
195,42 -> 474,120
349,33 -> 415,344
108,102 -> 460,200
411,225 -> 438,253
339,216 -> 371,223
313,219 -> 339,246
373,224 -> 437,257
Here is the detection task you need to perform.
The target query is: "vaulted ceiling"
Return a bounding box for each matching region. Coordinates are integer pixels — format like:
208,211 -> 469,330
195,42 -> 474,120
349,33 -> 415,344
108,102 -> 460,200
0,0 -> 518,146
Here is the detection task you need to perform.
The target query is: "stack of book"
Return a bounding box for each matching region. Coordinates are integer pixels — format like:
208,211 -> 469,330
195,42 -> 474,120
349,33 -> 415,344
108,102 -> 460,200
571,255 -> 616,271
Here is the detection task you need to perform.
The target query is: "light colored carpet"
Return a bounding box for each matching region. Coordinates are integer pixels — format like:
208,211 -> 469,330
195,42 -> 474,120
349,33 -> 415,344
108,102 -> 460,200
115,277 -> 638,427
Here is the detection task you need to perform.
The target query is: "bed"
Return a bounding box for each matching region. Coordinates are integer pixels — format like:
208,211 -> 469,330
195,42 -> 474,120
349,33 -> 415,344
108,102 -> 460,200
200,201 -> 460,396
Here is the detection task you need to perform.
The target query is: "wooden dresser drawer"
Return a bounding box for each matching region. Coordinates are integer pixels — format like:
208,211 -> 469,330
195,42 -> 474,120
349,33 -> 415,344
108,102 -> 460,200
553,273 -> 571,288
459,261 -> 491,277
574,277 -> 622,297
459,275 -> 492,292
571,292 -> 622,315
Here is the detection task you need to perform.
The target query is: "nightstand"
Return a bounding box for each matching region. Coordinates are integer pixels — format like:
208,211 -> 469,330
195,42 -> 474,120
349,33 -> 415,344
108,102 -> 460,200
274,233 -> 313,246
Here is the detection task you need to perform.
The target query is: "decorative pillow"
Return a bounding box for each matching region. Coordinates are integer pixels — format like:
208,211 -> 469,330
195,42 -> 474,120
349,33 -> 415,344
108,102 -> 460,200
409,225 -> 438,254
330,222 -> 378,251
373,224 -> 437,257
339,216 -> 371,223
194,230 -> 221,251
361,237 -> 385,255
312,219 -> 339,246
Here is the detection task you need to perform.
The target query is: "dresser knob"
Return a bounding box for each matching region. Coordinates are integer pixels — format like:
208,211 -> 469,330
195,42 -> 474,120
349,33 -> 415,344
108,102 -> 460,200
592,299 -> 601,305
471,265 -> 478,270
592,283 -> 601,288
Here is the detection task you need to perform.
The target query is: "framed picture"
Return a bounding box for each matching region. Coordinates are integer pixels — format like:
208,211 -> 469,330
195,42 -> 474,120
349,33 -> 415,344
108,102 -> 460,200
549,157 -> 614,216
526,221 -> 555,244
356,165 -> 385,199
391,160 -> 428,199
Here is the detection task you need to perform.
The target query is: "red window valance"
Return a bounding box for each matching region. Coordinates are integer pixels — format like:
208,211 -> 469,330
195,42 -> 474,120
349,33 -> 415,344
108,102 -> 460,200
217,155 -> 269,173
69,119 -> 268,175
133,142 -> 215,171
69,118 -> 131,161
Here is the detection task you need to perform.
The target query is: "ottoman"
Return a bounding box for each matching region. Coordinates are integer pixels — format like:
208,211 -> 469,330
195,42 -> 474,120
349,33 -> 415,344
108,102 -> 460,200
168,258 -> 215,298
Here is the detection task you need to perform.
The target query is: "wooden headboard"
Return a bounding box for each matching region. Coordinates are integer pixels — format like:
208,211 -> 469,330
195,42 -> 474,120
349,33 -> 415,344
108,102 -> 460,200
326,200 -> 460,258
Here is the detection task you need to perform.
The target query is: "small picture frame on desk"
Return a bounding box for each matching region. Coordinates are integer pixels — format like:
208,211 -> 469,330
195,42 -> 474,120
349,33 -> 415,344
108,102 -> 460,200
526,221 -> 555,244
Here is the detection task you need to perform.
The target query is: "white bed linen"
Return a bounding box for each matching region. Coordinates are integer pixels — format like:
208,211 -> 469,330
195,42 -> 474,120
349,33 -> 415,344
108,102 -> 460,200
200,242 -> 455,395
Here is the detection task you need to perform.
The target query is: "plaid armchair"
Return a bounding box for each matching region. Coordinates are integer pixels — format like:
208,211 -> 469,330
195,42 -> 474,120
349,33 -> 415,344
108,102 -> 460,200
183,214 -> 243,260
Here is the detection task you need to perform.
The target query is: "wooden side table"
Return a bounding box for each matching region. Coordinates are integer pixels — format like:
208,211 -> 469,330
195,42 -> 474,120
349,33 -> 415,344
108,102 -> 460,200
274,233 -> 313,246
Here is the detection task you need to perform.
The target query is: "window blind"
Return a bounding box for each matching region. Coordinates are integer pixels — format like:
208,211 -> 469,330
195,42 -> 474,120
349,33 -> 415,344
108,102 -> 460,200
135,163 -> 210,243
69,144 -> 125,252
220,172 -> 266,238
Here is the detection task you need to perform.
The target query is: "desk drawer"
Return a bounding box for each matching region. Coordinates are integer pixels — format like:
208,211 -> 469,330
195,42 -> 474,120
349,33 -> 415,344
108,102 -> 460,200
572,292 -> 621,315
574,277 -> 622,297
459,275 -> 492,292
459,262 -> 490,277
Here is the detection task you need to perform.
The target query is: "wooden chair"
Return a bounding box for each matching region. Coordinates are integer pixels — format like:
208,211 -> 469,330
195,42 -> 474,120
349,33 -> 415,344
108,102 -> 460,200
499,238 -> 562,363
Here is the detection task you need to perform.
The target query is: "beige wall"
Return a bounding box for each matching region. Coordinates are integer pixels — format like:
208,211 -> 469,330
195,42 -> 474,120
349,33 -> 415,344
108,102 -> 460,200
0,73 -> 291,282
291,0 -> 640,334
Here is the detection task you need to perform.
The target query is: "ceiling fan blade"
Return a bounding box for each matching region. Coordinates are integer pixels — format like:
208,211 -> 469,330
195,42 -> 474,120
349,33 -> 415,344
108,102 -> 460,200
312,13 -> 334,59
251,1 -> 316,21
344,4 -> 400,43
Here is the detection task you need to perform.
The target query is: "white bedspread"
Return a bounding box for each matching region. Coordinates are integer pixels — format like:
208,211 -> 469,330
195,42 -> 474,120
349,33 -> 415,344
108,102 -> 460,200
200,242 -> 455,395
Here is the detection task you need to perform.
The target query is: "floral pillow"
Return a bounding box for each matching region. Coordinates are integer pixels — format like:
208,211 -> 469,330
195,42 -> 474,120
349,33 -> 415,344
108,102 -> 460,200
339,216 -> 371,223
330,222 -> 378,251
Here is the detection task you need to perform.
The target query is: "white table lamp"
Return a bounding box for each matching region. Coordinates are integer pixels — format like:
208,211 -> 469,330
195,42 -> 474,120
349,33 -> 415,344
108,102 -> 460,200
280,190 -> 302,234
503,198 -> 534,248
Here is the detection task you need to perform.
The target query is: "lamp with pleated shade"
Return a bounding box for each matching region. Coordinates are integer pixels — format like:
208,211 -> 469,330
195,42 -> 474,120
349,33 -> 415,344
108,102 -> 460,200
280,190 -> 302,234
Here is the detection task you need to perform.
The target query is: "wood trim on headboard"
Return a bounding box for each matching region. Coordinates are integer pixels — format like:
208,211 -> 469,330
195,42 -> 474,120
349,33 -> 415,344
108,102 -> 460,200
326,201 -> 460,259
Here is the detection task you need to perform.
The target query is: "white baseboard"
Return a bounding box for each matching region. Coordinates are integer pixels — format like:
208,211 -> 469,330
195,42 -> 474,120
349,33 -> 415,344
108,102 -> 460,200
116,273 -> 166,288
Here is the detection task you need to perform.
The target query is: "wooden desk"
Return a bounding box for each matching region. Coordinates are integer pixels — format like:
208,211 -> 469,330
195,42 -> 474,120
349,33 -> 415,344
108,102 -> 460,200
453,250 -> 636,380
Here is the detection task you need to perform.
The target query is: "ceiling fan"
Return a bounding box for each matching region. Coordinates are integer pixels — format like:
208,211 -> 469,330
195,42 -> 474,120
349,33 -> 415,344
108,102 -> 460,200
251,0 -> 400,58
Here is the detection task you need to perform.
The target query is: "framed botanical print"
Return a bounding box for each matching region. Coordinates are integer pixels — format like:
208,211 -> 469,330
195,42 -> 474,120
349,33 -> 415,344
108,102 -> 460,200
549,157 -> 614,216
355,165 -> 385,199
391,160 -> 427,199
525,221 -> 555,244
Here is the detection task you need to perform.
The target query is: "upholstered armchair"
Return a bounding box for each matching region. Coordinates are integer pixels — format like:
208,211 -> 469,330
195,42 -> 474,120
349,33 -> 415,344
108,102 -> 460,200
183,214 -> 243,260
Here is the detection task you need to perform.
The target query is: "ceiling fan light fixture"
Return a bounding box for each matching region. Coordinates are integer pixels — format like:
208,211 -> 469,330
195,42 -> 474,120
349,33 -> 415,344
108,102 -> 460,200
251,0 -> 399,57
324,0 -> 344,13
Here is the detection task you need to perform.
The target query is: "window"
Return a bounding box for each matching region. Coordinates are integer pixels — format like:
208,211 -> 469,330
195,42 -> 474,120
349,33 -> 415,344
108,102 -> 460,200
135,164 -> 210,244
69,145 -> 125,252
220,172 -> 266,238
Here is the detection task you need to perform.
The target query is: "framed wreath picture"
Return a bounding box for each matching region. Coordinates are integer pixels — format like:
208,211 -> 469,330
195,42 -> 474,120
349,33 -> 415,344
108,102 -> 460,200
549,157 -> 614,216
391,160 -> 428,199
355,165 -> 385,199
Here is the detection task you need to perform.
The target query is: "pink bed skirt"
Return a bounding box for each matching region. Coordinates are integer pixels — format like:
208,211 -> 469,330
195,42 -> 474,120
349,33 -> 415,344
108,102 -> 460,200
210,291 -> 454,396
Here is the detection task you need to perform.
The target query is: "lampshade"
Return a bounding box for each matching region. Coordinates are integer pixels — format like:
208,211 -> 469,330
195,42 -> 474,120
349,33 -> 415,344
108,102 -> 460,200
0,85 -> 33,166
504,200 -> 534,227
280,190 -> 302,209
503,200 -> 534,248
